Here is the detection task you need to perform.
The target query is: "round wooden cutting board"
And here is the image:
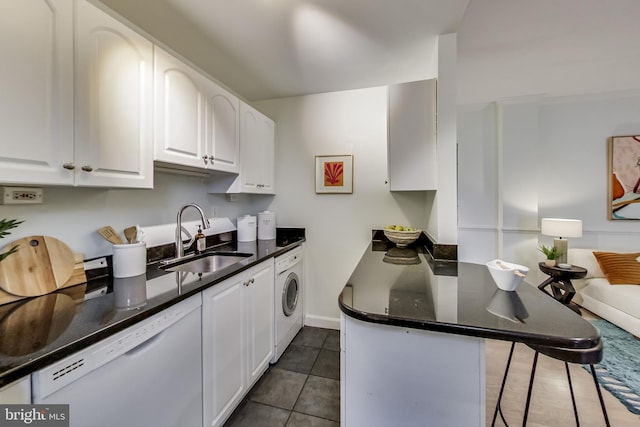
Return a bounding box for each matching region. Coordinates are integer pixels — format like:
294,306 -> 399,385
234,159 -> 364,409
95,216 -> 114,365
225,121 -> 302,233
0,236 -> 75,297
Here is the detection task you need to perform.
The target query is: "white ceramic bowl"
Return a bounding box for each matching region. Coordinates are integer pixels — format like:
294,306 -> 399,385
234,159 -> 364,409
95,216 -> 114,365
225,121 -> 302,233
383,229 -> 421,247
486,259 -> 529,292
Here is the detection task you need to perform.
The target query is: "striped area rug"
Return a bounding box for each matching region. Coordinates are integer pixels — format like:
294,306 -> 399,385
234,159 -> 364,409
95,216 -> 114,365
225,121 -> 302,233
586,319 -> 640,415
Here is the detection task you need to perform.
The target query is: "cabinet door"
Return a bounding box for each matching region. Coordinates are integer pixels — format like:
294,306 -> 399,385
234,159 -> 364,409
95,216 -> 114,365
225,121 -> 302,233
239,103 -> 275,194
154,46 -> 208,170
244,261 -> 274,387
202,276 -> 245,427
387,79 -> 437,191
0,376 -> 31,404
206,83 -> 239,174
0,0 -> 74,185
75,0 -> 153,188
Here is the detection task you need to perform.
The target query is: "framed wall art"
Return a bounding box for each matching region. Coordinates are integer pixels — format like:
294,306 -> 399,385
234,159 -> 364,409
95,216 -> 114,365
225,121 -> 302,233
315,155 -> 353,194
608,135 -> 640,220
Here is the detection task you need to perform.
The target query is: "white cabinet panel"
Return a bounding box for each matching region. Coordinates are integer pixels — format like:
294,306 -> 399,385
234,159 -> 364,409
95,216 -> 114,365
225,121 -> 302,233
202,259 -> 274,427
154,47 -> 239,174
207,86 -> 240,173
154,46 -> 206,168
202,276 -> 245,427
0,0 -> 152,188
208,102 -> 275,194
75,0 -> 153,188
0,0 -> 74,185
245,261 -> 275,386
0,376 -> 31,404
388,79 -> 437,191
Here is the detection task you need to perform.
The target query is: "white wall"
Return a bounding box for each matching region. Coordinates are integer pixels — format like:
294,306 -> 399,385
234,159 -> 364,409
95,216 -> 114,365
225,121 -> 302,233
458,90 -> 640,279
255,87 -> 429,328
0,172 -> 269,259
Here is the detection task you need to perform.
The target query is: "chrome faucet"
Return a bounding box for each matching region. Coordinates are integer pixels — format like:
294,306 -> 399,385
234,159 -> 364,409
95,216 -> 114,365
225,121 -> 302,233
175,203 -> 211,259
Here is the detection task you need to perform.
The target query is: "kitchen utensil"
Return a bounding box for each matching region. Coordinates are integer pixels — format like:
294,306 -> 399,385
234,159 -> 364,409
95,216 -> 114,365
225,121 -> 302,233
124,226 -> 137,244
0,236 -> 76,297
98,226 -> 124,245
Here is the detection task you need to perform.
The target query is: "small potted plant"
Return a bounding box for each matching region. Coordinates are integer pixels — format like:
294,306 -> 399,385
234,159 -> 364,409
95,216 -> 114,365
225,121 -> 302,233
0,218 -> 23,262
538,244 -> 563,267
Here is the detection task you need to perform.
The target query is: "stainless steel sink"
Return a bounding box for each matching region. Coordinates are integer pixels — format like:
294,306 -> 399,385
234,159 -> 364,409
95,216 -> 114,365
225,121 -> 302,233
160,252 -> 253,274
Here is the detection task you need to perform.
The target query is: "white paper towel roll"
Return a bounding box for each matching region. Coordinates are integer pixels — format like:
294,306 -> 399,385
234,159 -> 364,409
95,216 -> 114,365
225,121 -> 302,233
237,215 -> 257,242
258,211 -> 276,240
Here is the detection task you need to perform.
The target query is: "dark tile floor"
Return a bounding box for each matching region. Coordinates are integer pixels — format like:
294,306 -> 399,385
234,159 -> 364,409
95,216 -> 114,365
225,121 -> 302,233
224,326 -> 341,427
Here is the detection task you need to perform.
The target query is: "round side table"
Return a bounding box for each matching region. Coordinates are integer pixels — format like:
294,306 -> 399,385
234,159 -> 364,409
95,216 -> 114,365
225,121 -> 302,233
537,263 -> 587,315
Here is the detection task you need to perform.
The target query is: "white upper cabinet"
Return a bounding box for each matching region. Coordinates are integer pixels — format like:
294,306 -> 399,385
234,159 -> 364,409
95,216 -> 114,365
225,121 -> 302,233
208,102 -> 275,194
387,79 -> 437,191
207,85 -> 240,174
239,103 -> 275,194
75,0 -> 153,188
0,0 -> 74,185
154,46 -> 239,174
0,0 -> 153,188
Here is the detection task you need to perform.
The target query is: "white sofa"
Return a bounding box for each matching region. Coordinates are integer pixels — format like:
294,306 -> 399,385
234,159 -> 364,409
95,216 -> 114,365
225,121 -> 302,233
568,248 -> 640,338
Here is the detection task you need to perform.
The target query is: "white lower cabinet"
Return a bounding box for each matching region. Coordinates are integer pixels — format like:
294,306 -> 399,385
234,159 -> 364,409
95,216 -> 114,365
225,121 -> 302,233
202,259 -> 274,427
341,314 -> 485,427
0,376 -> 31,403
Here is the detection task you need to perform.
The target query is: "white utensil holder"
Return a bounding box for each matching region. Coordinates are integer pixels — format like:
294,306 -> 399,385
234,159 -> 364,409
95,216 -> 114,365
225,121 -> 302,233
112,242 -> 147,278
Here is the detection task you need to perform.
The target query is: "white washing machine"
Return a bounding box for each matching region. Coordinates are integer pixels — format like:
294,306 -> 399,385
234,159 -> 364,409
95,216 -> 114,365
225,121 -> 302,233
272,246 -> 304,363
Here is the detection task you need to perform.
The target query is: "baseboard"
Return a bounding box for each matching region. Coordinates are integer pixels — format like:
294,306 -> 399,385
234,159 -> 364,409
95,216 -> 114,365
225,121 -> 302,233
304,314 -> 340,330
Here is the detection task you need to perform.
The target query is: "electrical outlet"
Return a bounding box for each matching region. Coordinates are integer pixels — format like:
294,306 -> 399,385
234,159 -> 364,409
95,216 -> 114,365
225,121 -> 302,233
1,186 -> 43,204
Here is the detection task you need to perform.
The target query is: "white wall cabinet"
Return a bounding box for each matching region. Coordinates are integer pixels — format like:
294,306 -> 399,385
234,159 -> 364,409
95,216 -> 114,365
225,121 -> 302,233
154,46 -> 239,175
0,0 -> 74,186
387,79 -> 437,191
208,102 -> 275,194
74,0 -> 153,188
202,259 -> 274,427
0,0 -> 153,188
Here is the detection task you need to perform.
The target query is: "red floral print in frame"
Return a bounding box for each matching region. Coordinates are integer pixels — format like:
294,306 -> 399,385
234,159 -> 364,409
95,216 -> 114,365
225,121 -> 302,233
324,161 -> 344,187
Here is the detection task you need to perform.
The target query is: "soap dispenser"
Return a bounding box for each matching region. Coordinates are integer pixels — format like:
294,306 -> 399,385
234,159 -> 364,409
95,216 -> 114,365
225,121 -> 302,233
195,226 -> 206,254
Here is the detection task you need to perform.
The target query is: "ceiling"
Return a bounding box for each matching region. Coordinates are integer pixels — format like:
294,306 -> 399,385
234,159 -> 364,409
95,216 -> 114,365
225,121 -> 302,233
102,0 -> 640,104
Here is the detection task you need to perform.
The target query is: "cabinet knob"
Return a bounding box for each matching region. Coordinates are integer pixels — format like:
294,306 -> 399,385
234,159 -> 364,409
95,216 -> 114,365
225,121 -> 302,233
81,165 -> 93,172
202,155 -> 209,165
62,163 -> 75,170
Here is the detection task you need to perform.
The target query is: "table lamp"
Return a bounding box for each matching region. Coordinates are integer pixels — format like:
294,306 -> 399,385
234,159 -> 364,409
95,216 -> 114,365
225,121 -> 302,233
540,218 -> 582,265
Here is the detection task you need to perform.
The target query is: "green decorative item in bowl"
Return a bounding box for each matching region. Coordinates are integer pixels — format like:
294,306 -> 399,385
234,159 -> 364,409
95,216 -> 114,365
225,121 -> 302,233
383,225 -> 421,248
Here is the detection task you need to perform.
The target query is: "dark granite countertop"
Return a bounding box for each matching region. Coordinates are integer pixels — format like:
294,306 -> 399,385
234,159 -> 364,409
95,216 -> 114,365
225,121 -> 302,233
0,231 -> 305,388
339,234 -> 599,350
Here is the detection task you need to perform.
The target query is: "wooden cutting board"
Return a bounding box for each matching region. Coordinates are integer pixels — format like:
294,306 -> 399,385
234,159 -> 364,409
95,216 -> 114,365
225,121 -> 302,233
0,236 -> 76,297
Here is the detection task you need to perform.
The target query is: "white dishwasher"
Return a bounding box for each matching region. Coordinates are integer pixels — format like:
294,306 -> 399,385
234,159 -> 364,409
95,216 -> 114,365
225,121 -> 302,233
32,294 -> 203,427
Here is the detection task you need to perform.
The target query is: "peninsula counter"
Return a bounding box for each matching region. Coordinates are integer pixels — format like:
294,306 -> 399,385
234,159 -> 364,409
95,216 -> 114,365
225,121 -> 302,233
338,236 -> 600,427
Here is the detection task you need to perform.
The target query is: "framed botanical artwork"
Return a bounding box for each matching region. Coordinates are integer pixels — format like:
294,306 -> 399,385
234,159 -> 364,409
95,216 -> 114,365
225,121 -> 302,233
608,135 -> 640,220
315,155 -> 353,194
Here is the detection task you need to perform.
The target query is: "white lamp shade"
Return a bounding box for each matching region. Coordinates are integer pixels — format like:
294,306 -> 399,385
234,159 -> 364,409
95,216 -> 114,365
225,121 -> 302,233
540,218 -> 582,238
